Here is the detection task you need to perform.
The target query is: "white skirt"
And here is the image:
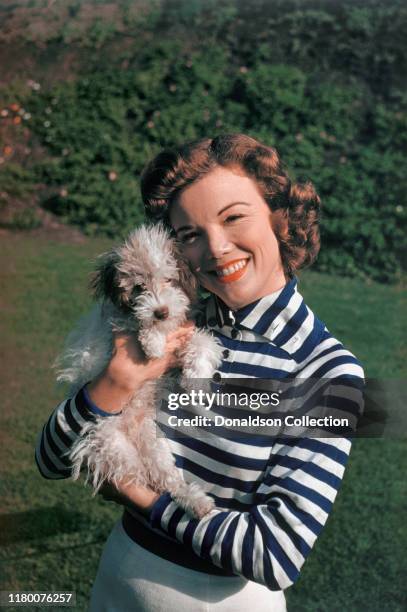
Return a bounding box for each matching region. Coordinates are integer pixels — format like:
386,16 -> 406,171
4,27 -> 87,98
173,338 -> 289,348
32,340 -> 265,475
89,519 -> 287,612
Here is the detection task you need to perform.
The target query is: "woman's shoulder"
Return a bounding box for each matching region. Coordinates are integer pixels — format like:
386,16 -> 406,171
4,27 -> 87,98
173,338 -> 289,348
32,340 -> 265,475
296,317 -> 365,380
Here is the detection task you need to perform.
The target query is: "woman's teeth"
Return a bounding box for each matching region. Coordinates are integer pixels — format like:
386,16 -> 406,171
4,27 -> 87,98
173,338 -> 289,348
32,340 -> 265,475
216,260 -> 247,277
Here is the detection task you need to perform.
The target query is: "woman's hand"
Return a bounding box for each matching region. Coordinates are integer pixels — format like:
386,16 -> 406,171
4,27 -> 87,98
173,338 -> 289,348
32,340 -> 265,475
86,321 -> 195,413
98,481 -> 160,516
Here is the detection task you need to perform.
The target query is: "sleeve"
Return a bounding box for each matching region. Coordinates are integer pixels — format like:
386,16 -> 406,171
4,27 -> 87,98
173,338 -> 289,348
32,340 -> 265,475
34,385 -> 121,480
148,435 -> 352,590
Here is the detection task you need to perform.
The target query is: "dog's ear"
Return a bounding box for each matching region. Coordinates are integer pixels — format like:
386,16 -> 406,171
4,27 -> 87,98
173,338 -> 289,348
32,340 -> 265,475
173,242 -> 198,304
90,249 -> 126,309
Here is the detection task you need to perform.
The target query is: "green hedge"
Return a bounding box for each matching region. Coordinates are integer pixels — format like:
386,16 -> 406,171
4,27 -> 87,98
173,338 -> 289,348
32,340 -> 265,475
18,0 -> 407,281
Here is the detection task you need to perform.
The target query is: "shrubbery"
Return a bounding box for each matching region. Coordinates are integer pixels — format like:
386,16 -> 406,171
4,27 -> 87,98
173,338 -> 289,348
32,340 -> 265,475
4,0 -> 407,281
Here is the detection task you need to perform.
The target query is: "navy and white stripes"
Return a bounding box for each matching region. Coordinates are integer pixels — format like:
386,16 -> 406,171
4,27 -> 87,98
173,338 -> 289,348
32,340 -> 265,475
35,278 -> 364,591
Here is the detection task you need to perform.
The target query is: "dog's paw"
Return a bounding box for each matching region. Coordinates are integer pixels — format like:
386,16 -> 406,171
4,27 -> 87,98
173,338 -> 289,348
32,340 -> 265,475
188,494 -> 215,519
181,330 -> 223,379
182,482 -> 215,519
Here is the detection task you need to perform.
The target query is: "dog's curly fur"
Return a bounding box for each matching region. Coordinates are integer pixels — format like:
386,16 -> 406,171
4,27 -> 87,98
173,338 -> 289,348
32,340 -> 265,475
55,224 -> 222,518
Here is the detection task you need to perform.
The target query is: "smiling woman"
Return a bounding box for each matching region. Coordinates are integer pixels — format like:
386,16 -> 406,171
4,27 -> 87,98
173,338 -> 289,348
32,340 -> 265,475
142,134 -> 321,285
170,165 -> 287,309
36,134 -> 364,612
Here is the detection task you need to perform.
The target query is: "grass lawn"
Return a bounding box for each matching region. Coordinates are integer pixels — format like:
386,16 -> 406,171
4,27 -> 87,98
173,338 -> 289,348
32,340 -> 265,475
0,232 -> 405,611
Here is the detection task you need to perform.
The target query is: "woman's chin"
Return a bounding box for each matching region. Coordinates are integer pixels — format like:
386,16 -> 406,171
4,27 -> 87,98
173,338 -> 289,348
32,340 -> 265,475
214,279 -> 255,310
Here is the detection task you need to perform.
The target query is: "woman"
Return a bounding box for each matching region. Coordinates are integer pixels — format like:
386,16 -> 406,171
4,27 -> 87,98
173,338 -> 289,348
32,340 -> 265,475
35,134 -> 364,611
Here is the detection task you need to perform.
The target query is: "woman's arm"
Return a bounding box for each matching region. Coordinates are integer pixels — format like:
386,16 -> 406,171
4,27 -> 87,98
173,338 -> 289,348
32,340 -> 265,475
146,435 -> 353,591
116,372 -> 364,591
35,324 -> 195,479
97,431 -> 356,591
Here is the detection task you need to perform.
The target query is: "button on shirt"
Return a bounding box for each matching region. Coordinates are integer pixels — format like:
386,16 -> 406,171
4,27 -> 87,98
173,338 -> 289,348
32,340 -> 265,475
206,277 -> 334,376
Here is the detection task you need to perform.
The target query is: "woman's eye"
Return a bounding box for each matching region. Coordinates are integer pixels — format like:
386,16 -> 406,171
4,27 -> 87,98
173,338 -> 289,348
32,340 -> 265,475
180,232 -> 198,244
225,214 -> 244,223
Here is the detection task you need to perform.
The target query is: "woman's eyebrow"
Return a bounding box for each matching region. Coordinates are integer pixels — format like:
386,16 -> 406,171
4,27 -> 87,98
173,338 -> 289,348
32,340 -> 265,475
174,202 -> 251,235
218,201 -> 251,215
174,224 -> 194,235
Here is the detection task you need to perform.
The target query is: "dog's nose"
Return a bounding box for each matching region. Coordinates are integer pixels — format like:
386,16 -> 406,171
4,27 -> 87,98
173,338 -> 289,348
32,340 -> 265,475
154,306 -> 169,320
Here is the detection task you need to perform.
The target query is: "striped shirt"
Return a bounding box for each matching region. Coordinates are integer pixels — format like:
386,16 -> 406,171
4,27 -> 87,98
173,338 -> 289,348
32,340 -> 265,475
35,277 -> 364,591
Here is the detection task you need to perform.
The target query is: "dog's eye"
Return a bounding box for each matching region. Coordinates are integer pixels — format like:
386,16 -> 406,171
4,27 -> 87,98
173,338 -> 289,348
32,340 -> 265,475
130,286 -> 144,299
157,277 -> 173,285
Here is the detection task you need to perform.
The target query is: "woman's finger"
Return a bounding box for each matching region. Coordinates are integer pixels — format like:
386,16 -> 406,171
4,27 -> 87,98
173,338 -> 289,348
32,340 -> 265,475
167,330 -> 194,351
166,321 -> 195,342
111,332 -> 146,363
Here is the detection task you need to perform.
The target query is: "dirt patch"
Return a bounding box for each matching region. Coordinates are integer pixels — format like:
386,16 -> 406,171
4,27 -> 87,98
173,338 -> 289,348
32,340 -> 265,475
0,208 -> 87,244
0,1 -> 150,87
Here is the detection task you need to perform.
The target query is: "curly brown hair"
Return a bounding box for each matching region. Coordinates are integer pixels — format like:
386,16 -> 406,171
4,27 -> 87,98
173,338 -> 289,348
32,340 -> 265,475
141,134 -> 321,277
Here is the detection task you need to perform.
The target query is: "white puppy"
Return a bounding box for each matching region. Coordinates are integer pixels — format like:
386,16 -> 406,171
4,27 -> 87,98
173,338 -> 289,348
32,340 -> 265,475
56,223 -> 222,518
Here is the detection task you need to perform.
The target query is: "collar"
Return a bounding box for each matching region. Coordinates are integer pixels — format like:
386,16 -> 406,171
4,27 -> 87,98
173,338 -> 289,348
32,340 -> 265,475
204,278 -> 326,358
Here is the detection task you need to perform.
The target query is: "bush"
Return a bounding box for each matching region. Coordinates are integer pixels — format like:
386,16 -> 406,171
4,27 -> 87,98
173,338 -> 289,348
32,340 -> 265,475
9,0 -> 406,280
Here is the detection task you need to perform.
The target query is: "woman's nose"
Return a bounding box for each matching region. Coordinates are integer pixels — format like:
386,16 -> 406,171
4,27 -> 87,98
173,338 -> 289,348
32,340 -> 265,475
206,230 -> 233,259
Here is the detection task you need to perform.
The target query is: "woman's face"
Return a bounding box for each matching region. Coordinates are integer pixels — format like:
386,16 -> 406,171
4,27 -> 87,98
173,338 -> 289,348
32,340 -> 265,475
169,165 -> 286,310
